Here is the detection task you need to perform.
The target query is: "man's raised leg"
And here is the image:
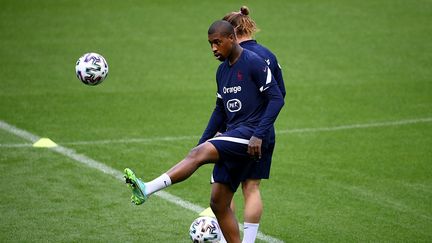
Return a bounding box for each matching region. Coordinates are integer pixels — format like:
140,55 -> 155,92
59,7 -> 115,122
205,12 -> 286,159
125,142 -> 219,204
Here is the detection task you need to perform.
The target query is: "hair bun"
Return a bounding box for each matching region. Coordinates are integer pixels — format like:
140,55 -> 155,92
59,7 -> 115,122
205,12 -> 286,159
240,6 -> 249,15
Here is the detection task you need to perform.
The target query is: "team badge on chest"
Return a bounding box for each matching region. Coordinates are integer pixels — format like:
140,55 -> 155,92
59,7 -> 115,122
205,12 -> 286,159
227,99 -> 242,112
237,70 -> 243,81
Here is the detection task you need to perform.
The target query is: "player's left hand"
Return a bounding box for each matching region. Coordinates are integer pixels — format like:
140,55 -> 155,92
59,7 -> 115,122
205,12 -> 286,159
248,136 -> 262,160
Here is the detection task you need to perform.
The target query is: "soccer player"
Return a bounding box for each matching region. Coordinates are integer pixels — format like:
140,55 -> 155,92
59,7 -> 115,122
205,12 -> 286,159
224,6 -> 286,98
218,6 -> 286,243
124,20 -> 284,243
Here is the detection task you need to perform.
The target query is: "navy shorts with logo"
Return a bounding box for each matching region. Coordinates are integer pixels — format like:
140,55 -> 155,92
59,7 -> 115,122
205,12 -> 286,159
207,126 -> 274,192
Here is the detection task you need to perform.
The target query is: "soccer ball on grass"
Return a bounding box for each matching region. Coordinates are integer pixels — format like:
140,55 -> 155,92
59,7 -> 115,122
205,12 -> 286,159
189,216 -> 221,242
75,52 -> 108,85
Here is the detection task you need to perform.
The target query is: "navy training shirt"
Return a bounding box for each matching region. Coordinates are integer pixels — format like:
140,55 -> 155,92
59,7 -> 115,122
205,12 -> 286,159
199,49 -> 284,144
240,40 -> 286,144
240,40 -> 286,98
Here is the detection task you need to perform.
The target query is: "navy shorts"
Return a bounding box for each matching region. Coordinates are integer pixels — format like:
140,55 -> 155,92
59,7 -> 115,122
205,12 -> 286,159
207,127 -> 274,192
246,142 -> 275,179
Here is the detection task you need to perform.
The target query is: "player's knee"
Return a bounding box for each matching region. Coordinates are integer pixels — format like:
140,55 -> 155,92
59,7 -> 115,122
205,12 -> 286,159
210,197 -> 224,215
210,195 -> 229,215
242,179 -> 260,191
186,143 -> 217,165
210,198 -> 220,215
187,146 -> 199,158
242,180 -> 261,197
186,146 -> 205,165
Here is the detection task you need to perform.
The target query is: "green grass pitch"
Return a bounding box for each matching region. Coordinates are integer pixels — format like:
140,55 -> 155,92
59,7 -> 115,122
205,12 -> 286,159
1,0 -> 431,242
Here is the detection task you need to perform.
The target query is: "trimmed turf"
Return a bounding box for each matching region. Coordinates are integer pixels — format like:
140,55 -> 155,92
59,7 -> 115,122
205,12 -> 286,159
1,0 -> 431,242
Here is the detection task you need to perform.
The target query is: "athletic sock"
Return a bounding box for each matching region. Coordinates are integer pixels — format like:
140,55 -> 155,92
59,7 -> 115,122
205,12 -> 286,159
219,234 -> 227,243
144,173 -> 171,196
242,222 -> 259,243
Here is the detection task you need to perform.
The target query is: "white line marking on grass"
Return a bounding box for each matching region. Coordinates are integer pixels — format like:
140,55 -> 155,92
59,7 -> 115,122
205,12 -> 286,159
55,117 -> 432,146
0,143 -> 32,148
0,120 -> 284,243
278,117 -> 432,134
61,135 -> 200,146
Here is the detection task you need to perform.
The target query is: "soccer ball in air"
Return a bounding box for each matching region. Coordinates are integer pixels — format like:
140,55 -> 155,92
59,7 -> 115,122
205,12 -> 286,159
189,216 -> 221,242
75,52 -> 108,85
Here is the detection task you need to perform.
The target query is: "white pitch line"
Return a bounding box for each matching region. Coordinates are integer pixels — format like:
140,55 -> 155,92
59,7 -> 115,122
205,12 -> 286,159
0,143 -> 32,148
0,120 -> 284,243
1,117 -> 431,148
60,135 -> 200,146
278,117 -> 432,134
52,117 -> 432,146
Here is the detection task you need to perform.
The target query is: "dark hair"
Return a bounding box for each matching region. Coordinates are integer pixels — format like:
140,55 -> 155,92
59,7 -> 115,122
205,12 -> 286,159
222,6 -> 259,37
208,20 -> 235,37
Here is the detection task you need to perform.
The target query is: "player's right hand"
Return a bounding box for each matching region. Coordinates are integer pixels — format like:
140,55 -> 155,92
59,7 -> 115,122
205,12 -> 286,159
248,136 -> 262,160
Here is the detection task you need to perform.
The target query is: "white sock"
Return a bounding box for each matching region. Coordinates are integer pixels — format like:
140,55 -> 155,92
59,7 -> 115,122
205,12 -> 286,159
144,173 -> 171,196
242,222 -> 259,243
219,233 -> 227,243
